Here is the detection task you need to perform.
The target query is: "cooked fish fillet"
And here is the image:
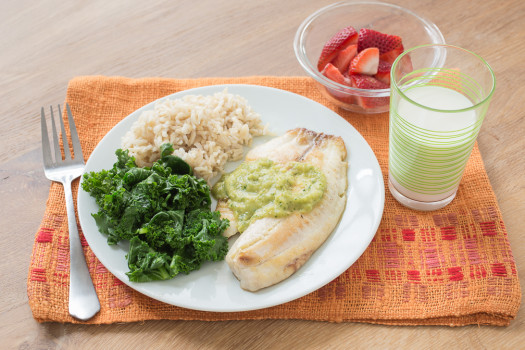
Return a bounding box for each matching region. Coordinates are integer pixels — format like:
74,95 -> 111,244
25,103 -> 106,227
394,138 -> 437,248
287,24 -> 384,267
220,128 -> 348,291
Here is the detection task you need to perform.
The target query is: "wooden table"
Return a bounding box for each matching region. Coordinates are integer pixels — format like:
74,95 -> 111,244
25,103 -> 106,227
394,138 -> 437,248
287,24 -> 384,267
1,0 -> 523,348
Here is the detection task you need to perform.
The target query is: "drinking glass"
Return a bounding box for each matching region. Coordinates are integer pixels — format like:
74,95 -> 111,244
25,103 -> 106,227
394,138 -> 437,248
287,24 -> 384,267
388,44 -> 495,211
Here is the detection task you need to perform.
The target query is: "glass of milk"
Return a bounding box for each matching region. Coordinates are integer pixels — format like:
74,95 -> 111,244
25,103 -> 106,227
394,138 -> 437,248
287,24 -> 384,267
388,44 -> 495,211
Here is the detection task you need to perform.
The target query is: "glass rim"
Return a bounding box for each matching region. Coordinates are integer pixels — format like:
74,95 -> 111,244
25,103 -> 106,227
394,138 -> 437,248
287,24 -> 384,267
391,44 -> 496,113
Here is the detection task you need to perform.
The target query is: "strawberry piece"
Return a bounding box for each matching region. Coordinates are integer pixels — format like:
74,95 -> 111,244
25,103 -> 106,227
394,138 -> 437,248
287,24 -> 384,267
322,63 -> 355,104
358,28 -> 404,64
357,28 -> 402,55
349,47 -> 379,75
317,26 -> 358,71
374,60 -> 392,85
351,73 -> 389,90
380,43 -> 404,64
332,44 -> 357,73
350,74 -> 389,109
323,63 -> 350,85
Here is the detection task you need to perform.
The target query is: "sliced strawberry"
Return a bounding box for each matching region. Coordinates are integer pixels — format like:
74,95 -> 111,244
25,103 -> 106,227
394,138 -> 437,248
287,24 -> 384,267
332,44 -> 357,73
357,28 -> 402,55
349,47 -> 379,75
351,73 -> 389,89
350,74 -> 389,109
374,60 -> 392,85
322,63 -> 356,104
380,43 -> 404,64
323,63 -> 350,85
317,26 -> 358,71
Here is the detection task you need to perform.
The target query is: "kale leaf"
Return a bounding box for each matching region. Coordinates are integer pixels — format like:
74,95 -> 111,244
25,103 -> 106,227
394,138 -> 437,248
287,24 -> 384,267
81,143 -> 229,282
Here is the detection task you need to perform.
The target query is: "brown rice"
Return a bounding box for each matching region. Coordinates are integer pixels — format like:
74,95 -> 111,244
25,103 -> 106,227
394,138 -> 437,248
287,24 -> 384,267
121,89 -> 266,181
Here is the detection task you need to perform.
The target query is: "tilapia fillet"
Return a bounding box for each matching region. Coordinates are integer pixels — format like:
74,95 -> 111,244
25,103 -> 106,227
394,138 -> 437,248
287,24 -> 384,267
220,128 -> 348,292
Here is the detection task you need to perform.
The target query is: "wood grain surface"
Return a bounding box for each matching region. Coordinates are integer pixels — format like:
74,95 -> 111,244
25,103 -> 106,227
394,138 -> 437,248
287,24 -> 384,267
1,0 -> 523,349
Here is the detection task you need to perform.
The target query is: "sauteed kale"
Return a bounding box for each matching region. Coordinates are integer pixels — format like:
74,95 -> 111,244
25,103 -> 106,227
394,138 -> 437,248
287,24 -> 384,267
81,143 -> 229,282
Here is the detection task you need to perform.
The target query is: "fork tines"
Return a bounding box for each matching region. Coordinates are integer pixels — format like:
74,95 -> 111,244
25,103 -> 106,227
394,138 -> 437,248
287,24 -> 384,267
40,103 -> 83,165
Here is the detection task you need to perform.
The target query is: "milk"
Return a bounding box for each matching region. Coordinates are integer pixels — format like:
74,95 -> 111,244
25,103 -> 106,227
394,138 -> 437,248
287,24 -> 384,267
389,85 -> 480,203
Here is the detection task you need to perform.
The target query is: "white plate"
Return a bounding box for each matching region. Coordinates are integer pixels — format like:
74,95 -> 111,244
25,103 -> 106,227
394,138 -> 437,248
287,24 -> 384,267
77,84 -> 384,312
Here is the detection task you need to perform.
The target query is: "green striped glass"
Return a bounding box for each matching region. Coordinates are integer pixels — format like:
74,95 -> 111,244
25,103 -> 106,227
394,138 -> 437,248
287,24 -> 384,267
388,45 -> 495,211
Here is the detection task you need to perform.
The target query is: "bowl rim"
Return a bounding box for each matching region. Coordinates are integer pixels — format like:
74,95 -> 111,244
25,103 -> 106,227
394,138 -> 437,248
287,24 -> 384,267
293,0 -> 446,97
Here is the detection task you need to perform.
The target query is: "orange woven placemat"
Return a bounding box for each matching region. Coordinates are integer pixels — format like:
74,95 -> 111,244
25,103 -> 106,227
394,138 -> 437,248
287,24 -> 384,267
27,76 -> 521,326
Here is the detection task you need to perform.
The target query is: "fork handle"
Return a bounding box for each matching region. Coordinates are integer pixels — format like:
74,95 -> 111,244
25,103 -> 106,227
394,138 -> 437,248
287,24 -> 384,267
64,178 -> 101,320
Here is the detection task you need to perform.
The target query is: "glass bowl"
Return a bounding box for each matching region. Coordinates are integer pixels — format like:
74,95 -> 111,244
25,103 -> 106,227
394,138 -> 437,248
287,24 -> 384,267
294,1 -> 446,114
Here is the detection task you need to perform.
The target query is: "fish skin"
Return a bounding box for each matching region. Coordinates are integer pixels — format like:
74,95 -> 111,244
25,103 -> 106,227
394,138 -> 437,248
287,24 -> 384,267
219,128 -> 348,292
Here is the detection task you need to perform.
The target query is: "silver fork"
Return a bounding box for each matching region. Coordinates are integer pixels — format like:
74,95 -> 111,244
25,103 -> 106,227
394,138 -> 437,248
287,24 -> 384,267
41,103 -> 100,321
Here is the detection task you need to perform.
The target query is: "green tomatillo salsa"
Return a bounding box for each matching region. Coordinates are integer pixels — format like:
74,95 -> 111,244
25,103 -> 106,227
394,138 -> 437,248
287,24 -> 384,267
211,158 -> 326,232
